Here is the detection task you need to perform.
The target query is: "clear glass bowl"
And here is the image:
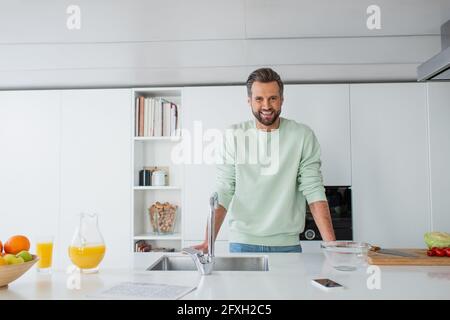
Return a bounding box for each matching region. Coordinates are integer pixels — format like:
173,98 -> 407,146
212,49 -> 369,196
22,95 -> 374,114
321,241 -> 369,271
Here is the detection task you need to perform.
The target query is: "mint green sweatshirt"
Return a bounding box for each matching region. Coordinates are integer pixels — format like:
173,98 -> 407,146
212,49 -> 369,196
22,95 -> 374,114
216,117 -> 327,246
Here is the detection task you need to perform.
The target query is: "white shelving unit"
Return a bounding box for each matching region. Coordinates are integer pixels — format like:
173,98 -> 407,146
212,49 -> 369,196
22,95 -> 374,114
134,136 -> 181,142
133,186 -> 181,191
131,87 -> 184,253
134,233 -> 182,241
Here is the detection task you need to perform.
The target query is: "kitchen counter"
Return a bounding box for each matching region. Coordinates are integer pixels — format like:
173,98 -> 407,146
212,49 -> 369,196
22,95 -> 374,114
1,252 -> 449,299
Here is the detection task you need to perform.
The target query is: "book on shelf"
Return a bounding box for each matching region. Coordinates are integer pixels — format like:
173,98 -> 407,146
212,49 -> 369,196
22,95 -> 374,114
135,97 -> 139,137
149,98 -> 155,136
144,97 -> 149,137
171,103 -> 178,136
163,101 -> 171,136
135,96 -> 179,137
138,96 -> 145,136
153,98 -> 162,137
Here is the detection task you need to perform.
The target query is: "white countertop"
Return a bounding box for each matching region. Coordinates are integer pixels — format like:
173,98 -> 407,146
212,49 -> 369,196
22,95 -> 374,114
1,252 -> 449,300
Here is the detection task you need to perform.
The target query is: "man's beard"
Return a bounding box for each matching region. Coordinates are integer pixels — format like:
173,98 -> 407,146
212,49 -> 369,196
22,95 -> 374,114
252,109 -> 281,127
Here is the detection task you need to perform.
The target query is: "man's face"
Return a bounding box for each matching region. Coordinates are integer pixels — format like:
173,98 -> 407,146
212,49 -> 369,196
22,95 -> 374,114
248,81 -> 283,127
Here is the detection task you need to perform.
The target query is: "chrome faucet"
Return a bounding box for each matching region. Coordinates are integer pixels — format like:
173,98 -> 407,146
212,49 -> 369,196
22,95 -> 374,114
182,192 -> 218,275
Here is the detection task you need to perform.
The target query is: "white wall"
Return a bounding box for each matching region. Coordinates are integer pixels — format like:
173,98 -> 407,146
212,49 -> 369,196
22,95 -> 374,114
428,83 -> 450,233
58,89 -> 132,269
0,89 -> 132,270
0,0 -> 448,88
0,91 -> 61,250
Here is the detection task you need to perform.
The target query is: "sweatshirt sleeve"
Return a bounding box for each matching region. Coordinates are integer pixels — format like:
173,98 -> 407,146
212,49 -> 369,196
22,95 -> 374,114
297,128 -> 327,204
215,129 -> 236,211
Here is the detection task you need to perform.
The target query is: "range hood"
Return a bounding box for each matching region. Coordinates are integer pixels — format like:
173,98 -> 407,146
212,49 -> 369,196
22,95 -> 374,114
417,20 -> 450,81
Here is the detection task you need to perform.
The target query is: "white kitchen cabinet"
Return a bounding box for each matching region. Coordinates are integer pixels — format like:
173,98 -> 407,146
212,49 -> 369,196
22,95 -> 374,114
59,89 -> 132,269
0,90 -> 60,256
427,82 -> 450,233
283,84 -> 351,186
351,83 -> 430,248
182,86 -> 250,241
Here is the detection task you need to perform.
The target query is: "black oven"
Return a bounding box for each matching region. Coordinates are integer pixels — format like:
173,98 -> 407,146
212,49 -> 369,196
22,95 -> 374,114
299,186 -> 352,241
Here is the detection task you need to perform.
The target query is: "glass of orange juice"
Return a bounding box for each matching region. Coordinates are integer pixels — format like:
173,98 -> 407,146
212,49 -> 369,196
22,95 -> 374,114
36,236 -> 54,273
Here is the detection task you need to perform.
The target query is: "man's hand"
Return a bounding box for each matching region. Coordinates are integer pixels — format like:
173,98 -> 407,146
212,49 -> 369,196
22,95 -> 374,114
309,200 -> 336,242
190,205 -> 227,254
192,241 -> 208,253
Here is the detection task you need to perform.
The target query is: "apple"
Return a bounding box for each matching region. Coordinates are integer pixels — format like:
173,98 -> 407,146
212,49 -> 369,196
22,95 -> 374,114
4,254 -> 25,265
0,256 -> 7,266
16,250 -> 33,262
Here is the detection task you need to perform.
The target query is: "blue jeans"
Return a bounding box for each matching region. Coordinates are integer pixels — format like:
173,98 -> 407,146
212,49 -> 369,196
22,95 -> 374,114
229,242 -> 302,253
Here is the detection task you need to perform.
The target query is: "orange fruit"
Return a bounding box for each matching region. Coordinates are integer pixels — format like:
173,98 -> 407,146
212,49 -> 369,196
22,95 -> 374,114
4,235 -> 30,255
0,240 -> 2,253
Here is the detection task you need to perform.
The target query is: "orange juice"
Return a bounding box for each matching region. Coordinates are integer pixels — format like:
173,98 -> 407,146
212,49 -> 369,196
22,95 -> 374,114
36,242 -> 53,269
68,245 -> 106,269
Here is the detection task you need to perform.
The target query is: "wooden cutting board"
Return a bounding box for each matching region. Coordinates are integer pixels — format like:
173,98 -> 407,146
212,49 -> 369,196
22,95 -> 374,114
367,249 -> 450,266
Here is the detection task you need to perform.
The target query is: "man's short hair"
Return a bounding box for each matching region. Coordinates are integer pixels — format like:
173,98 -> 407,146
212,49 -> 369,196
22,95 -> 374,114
246,68 -> 284,98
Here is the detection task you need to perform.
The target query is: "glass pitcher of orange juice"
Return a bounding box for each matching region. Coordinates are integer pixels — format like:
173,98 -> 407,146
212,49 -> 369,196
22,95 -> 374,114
68,213 -> 106,273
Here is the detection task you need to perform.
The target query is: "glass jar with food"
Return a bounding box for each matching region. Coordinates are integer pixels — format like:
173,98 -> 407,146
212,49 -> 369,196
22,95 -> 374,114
149,202 -> 177,234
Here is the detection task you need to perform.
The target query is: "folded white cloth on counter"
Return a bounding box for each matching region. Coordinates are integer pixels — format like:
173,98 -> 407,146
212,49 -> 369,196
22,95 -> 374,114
89,282 -> 196,300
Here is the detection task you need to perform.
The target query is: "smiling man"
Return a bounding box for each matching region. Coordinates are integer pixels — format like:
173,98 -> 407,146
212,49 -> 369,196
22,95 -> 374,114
194,68 -> 335,253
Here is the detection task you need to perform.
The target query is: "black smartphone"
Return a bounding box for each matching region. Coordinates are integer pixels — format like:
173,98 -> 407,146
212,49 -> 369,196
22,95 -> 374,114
311,278 -> 344,291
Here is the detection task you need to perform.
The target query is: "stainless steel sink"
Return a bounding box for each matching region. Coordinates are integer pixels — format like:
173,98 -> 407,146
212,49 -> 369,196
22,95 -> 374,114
147,255 -> 269,271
